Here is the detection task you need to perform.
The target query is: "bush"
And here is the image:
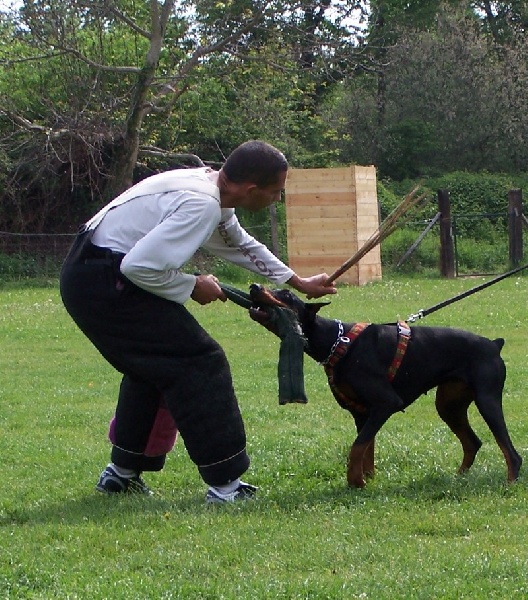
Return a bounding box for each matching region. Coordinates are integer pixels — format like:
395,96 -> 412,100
381,228 -> 440,275
0,253 -> 66,283
0,253 -> 40,280
379,171 -> 527,275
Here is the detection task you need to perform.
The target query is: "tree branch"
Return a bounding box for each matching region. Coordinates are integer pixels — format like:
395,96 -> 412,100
106,3 -> 152,40
148,9 -> 266,110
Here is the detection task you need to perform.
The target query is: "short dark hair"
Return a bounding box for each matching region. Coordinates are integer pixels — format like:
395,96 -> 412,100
222,140 -> 288,188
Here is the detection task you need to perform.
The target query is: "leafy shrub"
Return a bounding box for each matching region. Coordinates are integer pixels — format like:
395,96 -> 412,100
379,171 -> 526,274
0,253 -> 40,280
381,228 -> 440,275
0,253 -> 66,283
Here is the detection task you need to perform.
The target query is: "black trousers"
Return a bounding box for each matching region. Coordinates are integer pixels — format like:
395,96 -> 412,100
60,230 -> 249,485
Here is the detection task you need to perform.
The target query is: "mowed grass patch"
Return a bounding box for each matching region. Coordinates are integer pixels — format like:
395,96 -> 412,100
1,276 -> 527,599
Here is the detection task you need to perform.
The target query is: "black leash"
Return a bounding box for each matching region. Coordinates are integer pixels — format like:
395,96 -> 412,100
219,282 -> 253,308
407,262 -> 528,322
192,273 -> 253,308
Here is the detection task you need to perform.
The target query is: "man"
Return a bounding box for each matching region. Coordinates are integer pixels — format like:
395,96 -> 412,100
60,140 -> 336,503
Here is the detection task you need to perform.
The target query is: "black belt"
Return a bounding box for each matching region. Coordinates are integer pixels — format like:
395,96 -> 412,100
81,242 -> 125,266
83,254 -> 124,266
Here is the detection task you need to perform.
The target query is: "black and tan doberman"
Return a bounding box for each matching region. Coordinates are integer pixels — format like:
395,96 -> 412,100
249,284 -> 522,488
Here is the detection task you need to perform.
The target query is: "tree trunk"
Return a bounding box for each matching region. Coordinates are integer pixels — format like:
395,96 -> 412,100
103,71 -> 152,200
103,0 -> 173,200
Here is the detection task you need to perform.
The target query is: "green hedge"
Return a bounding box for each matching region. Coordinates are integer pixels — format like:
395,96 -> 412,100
379,171 -> 527,275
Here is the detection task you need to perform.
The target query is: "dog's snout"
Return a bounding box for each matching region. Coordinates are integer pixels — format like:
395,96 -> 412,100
249,283 -> 264,299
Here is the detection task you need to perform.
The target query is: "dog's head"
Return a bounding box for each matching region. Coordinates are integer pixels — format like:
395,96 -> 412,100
249,284 -> 330,337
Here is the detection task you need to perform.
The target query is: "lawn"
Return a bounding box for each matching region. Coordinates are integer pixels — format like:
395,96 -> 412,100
1,275 -> 527,599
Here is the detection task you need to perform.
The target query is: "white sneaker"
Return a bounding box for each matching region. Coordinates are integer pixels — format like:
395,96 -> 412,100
205,482 -> 257,504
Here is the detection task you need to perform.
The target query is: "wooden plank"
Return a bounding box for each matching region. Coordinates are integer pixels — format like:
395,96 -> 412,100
286,240 -> 357,253
286,206 -> 357,221
289,251 -> 358,260
286,165 -> 380,286
288,230 -> 356,247
288,167 -> 352,182
287,224 -> 358,241
289,255 -> 358,266
288,219 -> 357,231
285,194 -> 357,212
288,225 -> 357,237
286,182 -> 355,194
351,165 -> 376,180
356,249 -> 382,265
289,256 -> 359,271
358,264 -> 382,282
287,214 -> 357,225
287,215 -> 357,228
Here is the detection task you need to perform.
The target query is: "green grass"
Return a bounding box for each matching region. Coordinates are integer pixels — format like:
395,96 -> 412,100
1,275 -> 527,599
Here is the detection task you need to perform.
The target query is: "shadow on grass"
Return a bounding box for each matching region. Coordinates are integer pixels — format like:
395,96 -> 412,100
257,465 -> 523,512
0,492 -> 202,527
1,466 -> 523,527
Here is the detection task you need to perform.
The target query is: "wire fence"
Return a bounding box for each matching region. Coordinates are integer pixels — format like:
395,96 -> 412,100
0,223 -> 280,281
0,231 -> 76,279
0,210 -> 519,281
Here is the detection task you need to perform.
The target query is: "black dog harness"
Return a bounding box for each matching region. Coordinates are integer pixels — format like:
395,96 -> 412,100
323,321 -> 411,408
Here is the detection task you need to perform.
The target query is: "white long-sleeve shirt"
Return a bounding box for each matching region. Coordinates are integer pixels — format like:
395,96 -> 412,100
90,167 -> 293,303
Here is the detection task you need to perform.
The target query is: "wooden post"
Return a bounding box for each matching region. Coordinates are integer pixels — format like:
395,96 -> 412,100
438,189 -> 455,278
269,204 -> 279,257
508,189 -> 523,267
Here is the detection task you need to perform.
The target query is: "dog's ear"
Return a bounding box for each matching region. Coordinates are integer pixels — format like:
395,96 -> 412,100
306,301 -> 330,315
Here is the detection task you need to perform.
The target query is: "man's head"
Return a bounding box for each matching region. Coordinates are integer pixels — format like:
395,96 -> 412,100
219,140 -> 288,211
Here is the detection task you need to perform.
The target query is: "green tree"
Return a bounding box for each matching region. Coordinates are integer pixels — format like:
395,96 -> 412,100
472,1 -> 528,43
322,2 -> 528,178
0,0 -> 367,231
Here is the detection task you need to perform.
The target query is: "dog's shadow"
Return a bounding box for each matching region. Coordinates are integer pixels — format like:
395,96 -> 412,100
259,466 -> 523,512
1,469 -> 521,528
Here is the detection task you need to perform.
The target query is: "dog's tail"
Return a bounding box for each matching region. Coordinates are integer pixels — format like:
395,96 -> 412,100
493,338 -> 505,352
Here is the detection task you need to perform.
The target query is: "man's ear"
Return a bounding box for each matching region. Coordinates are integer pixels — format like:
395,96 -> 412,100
245,183 -> 259,195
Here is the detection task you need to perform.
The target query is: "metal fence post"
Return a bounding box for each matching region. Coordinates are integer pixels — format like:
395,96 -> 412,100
438,189 -> 455,278
508,189 -> 523,268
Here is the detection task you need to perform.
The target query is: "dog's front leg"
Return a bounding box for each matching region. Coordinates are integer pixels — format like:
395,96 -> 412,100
346,395 -> 402,487
350,413 -> 375,482
347,439 -> 376,488
347,443 -> 371,488
363,439 -> 375,478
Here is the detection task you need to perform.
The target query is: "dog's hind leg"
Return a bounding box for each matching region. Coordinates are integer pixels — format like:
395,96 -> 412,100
436,382 -> 482,474
472,388 -> 522,482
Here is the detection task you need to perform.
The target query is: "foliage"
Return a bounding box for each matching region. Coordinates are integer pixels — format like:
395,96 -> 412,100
381,227 -> 440,274
387,170 -> 523,210
0,251 -> 65,282
0,1 -> 527,234
381,226 -> 510,276
0,169 -> 523,281
380,171 -> 527,275
322,3 -> 528,178
0,0 -> 365,229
